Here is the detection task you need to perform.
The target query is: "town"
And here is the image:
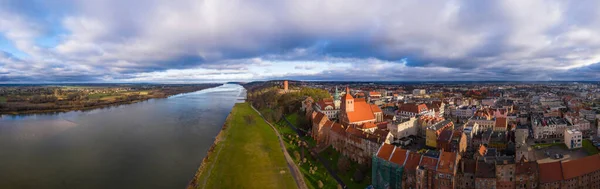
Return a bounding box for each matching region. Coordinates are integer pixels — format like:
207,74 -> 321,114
282,80 -> 600,189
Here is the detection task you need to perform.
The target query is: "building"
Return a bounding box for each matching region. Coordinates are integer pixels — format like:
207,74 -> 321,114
456,159 -> 476,189
372,143 -> 407,189
538,161 -> 563,189
495,159 -> 516,189
437,130 -> 453,152
387,117 -> 418,139
426,120 -> 454,148
416,155 -> 438,189
435,150 -> 460,189
339,87 -> 384,126
398,103 -> 432,118
402,151 -> 423,189
315,98 -> 340,120
475,161 -> 497,189
564,129 -> 582,149
413,89 -> 426,96
515,157 -> 539,189
560,154 -> 600,188
284,80 -> 288,91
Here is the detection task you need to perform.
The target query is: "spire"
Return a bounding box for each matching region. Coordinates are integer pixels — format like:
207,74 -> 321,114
334,86 -> 340,100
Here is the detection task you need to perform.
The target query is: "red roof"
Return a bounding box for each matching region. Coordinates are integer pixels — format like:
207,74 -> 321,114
369,91 -> 381,96
561,154 -> 600,180
376,143 -> 395,160
399,103 -> 428,114
437,151 -> 457,174
389,148 -> 408,165
404,152 -> 422,174
358,122 -> 377,130
316,99 -> 335,110
419,156 -> 438,170
538,161 -> 563,183
342,87 -> 353,100
346,100 -> 376,123
370,104 -> 382,113
495,117 -> 507,128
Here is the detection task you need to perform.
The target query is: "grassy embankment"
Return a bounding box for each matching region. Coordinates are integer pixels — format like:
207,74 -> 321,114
193,103 -> 298,189
274,113 -> 338,189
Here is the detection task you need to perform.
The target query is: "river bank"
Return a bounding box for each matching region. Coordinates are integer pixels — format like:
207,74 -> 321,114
187,102 -> 298,189
0,84 -> 222,116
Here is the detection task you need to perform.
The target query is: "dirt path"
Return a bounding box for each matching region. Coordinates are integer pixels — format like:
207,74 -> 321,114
251,105 -> 308,189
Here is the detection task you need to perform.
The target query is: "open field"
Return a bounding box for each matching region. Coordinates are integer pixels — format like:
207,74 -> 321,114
194,103 -> 297,189
583,139 -> 599,155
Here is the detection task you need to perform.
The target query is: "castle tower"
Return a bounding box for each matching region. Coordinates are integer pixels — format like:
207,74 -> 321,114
342,87 -> 354,112
283,80 -> 288,91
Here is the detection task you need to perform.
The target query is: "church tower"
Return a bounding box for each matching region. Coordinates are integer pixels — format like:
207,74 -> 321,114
334,86 -> 341,109
342,87 -> 354,112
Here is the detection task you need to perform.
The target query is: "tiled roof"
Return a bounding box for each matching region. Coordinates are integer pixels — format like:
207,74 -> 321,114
346,100 -> 376,123
478,145 -> 487,157
475,161 -> 496,178
369,92 -> 381,96
538,161 -> 563,183
312,112 -> 327,125
376,143 -> 395,160
561,154 -> 600,180
389,148 -> 408,165
370,104 -> 382,113
437,130 -> 453,142
399,103 -> 428,114
462,159 -> 476,174
316,99 -> 335,110
437,151 -> 457,174
420,156 -> 438,170
404,152 -> 422,174
515,161 -> 538,175
495,117 -> 507,128
357,122 -> 377,130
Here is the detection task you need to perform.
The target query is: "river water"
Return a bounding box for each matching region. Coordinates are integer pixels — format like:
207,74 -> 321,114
0,84 -> 246,189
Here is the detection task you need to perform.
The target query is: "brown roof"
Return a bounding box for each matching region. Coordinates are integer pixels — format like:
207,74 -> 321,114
389,148 -> 408,165
462,159 -> 476,174
399,103 -> 428,114
437,130 -> 453,142
516,161 -> 538,175
330,123 -> 346,135
495,117 -> 507,128
561,154 -> 600,180
404,152 -> 422,174
312,112 -> 327,125
343,87 -> 353,100
475,161 -> 495,178
376,143 -> 395,160
420,156 -> 438,170
437,151 -> 457,174
369,91 -> 381,96
316,99 -> 335,110
538,161 -> 563,183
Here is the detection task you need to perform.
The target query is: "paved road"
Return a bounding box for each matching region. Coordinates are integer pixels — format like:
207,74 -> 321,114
251,105 -> 308,189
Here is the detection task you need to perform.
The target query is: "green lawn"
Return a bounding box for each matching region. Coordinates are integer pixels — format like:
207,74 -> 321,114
583,139 -> 599,155
195,103 -> 298,189
275,119 -> 338,189
0,96 -> 6,103
88,93 -> 114,99
533,142 -> 567,149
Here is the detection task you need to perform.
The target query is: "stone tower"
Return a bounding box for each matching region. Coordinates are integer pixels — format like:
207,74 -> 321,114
283,80 -> 288,91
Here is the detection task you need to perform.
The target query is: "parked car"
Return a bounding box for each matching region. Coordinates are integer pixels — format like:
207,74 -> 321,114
553,154 -> 564,159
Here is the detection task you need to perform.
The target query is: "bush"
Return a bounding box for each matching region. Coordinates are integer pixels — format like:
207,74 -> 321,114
337,156 -> 350,174
352,169 -> 365,183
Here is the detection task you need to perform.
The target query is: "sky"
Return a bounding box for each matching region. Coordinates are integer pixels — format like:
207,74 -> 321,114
2,0 -> 600,83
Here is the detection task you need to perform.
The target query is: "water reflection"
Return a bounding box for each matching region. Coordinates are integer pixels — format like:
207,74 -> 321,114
0,84 -> 245,189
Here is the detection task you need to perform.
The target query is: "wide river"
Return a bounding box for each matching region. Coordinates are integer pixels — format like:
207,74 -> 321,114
0,84 -> 246,189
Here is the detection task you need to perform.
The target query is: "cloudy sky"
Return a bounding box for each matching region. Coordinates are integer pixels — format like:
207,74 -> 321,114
1,0 -> 600,83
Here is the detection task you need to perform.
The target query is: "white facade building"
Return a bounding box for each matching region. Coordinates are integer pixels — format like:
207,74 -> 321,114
564,129 -> 582,149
